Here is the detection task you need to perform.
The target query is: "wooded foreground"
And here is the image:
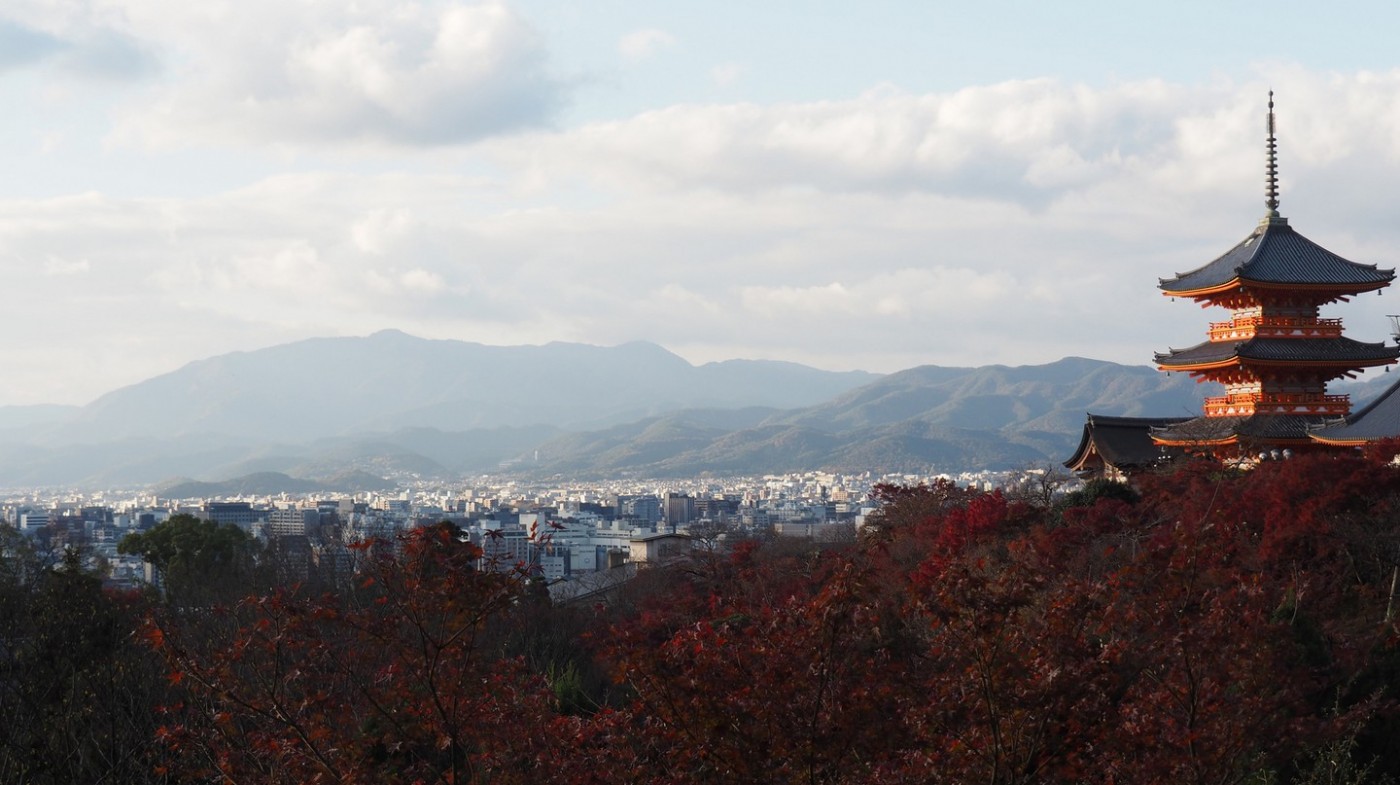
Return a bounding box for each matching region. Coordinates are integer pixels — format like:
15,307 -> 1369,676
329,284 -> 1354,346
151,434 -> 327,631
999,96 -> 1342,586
7,446 -> 1400,783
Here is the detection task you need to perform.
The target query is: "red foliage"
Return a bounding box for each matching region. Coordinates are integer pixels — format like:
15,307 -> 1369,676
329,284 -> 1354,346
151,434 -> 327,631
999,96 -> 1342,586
146,523 -> 565,784
140,466 -> 1400,783
601,552 -> 914,784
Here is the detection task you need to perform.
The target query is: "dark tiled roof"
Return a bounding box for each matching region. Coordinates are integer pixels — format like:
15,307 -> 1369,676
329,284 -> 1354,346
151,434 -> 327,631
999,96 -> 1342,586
1156,337 -> 1400,368
1159,219 -> 1394,293
1064,414 -> 1191,470
1311,376 -> 1400,444
1153,414 -> 1329,444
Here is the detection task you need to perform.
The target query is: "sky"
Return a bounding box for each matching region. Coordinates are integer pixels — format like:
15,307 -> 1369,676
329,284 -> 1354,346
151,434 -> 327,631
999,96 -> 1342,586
8,1 -> 1400,406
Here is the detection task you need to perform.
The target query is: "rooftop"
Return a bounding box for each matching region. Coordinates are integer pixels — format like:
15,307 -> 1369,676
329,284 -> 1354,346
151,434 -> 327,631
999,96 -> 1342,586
1159,219 -> 1393,297
1156,337 -> 1399,370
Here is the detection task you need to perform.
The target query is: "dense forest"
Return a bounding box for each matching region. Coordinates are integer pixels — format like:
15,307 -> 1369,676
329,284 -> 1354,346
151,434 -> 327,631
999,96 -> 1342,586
7,445 -> 1400,783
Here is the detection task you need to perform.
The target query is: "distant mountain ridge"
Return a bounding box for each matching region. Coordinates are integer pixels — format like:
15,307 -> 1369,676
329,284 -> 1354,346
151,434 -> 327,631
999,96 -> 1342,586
521,357 -> 1218,477
0,332 -> 1246,488
41,330 -> 877,444
157,471 -> 396,499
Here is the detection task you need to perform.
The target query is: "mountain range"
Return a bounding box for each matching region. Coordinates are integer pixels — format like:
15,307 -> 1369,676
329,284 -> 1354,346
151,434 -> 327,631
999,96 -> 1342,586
3,330 -> 1385,490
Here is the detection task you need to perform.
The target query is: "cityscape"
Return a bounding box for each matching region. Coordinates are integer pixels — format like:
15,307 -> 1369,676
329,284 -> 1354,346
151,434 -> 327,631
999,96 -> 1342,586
2,466 -> 1028,596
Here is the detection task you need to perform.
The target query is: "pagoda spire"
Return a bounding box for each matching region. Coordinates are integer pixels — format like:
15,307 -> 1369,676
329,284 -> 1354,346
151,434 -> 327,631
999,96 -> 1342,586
1266,90 -> 1281,219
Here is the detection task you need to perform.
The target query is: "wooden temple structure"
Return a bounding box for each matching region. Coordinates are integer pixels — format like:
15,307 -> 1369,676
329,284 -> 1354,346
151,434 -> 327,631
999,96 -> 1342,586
1068,93 -> 1400,477
1064,414 -> 1191,481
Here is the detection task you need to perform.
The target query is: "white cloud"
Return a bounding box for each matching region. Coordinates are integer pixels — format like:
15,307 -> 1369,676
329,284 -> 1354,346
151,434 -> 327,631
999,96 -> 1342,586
351,208 -> 415,255
618,28 -> 675,62
92,0 -> 566,148
488,79 -> 1210,203
42,256 -> 90,276
710,62 -> 743,87
399,267 -> 447,294
735,268 -> 1013,320
229,242 -> 328,292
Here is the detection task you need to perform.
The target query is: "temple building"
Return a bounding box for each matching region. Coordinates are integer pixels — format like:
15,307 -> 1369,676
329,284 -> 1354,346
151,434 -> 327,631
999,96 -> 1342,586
1063,414 -> 1190,480
1068,94 -> 1400,476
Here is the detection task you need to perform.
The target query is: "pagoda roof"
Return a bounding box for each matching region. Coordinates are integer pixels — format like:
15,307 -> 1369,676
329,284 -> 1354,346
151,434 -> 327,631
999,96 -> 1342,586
1156,336 -> 1399,370
1310,376 -> 1400,445
1158,218 -> 1393,297
1064,414 -> 1191,471
1152,414 -> 1328,446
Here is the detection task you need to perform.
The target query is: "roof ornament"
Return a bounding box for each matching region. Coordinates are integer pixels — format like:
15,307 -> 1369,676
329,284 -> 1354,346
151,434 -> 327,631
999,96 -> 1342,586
1266,90 -> 1281,219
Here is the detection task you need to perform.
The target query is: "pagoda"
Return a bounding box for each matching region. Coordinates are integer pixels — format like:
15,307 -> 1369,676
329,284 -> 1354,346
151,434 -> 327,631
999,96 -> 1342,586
1151,93 -> 1400,457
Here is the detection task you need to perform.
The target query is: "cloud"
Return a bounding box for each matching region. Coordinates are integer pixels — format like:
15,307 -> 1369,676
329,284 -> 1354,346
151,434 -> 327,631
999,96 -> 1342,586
107,0 -> 566,148
42,256 -> 90,276
489,79 -> 1212,206
736,267 -> 1013,319
10,71 -> 1400,404
351,208 -> 415,255
710,62 -> 743,87
618,28 -> 675,62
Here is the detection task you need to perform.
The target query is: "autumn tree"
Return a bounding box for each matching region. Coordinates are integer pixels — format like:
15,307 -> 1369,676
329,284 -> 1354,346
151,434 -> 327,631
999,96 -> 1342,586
146,522 -> 569,784
129,455 -> 1400,785
600,542 -> 913,784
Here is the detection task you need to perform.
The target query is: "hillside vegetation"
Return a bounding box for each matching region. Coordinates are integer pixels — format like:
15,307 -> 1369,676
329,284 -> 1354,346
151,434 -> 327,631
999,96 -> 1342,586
10,447 -> 1400,782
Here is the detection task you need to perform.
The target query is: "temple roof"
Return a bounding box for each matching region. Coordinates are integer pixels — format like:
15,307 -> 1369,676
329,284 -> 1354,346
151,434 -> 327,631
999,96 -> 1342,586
1064,414 -> 1191,471
1310,377 -> 1400,445
1152,413 -> 1328,446
1158,218 -> 1394,296
1156,336 -> 1400,369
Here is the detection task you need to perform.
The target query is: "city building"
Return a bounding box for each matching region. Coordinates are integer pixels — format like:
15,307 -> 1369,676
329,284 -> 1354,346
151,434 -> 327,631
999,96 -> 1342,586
627,531 -> 690,565
267,507 -> 320,538
203,502 -> 261,531
663,492 -> 694,526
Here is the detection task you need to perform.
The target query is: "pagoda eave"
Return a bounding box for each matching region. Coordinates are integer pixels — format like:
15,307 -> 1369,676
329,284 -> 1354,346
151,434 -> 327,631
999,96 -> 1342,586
1161,278 -> 1390,300
1156,358 -> 1396,374
1151,433 -> 1239,448
1309,434 -> 1369,447
1151,432 -> 1319,449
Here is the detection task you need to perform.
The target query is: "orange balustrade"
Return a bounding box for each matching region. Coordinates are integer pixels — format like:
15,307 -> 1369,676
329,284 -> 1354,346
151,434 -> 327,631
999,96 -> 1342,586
1203,392 -> 1350,416
1208,316 -> 1344,342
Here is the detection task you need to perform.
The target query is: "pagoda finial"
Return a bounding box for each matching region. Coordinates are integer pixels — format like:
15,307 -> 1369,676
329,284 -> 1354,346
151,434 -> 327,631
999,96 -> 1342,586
1266,90 -> 1281,218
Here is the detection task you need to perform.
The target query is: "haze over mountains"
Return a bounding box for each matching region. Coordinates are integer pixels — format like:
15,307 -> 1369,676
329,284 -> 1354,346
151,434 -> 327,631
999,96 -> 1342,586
5,329 -> 1366,489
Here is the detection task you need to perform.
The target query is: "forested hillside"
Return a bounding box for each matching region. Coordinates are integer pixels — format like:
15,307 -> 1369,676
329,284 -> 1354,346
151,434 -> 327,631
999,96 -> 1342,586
7,447 -> 1400,782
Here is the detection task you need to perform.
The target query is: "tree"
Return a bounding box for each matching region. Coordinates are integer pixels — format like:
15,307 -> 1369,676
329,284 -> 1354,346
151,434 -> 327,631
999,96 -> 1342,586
0,529 -> 169,784
126,462 -> 1400,784
1004,462 -> 1075,509
601,547 -> 912,784
119,512 -> 260,603
145,522 -> 567,784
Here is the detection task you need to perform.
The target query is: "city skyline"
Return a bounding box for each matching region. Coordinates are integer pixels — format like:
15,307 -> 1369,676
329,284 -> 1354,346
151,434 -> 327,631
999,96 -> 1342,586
7,2 -> 1400,405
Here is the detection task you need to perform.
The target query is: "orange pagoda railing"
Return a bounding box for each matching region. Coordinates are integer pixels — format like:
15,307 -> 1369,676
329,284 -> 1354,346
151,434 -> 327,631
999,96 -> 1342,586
1204,391 -> 1350,417
1208,316 -> 1343,342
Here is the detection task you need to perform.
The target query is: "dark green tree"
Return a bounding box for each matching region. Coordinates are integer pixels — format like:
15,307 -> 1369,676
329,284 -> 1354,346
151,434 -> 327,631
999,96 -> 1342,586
119,512 -> 260,604
0,527 -> 169,783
